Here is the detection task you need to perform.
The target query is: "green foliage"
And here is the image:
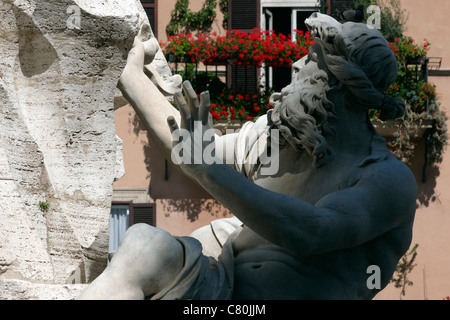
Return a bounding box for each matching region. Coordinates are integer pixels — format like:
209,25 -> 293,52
391,244 -> 419,299
390,36 -> 429,66
319,0 -> 329,13
39,200 -> 49,213
166,0 -> 217,37
384,99 -> 448,166
219,0 -> 229,29
178,64 -> 227,97
369,36 -> 448,165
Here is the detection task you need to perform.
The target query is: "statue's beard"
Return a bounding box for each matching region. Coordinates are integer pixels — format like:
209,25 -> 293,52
267,70 -> 336,168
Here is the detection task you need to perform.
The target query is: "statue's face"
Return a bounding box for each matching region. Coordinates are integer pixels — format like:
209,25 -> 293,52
267,43 -> 334,166
292,44 -> 326,86
269,42 -> 333,126
270,43 -> 327,109
305,12 -> 342,44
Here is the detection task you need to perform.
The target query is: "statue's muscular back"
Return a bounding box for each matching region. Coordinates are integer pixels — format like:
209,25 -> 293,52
230,138 -> 415,299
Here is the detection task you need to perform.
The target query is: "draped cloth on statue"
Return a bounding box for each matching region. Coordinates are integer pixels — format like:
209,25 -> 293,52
150,225 -> 242,300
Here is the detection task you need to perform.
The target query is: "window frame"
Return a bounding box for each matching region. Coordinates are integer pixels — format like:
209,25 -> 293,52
110,201 -> 157,227
140,0 -> 158,38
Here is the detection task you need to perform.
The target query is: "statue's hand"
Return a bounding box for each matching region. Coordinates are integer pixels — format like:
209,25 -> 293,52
167,81 -> 218,178
127,37 -> 146,71
119,36 -> 182,97
118,37 -> 145,92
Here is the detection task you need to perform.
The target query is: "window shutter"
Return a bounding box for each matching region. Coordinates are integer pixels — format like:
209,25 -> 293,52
228,0 -> 260,94
230,64 -> 258,95
130,204 -> 156,226
229,0 -> 259,32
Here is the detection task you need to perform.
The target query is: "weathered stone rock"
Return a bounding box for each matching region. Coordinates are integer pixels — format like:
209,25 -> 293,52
0,279 -> 87,300
0,0 -> 159,298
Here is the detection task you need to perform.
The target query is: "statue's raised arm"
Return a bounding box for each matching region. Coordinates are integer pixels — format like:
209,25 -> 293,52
117,36 -> 182,162
117,35 -> 236,168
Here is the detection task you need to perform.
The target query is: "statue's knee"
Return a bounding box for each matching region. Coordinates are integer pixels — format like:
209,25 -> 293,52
114,224 -> 184,295
121,224 -> 178,252
116,224 -> 183,270
123,223 -> 157,242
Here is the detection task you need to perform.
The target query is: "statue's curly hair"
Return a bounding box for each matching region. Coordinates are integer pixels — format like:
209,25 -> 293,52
268,70 -> 336,168
268,19 -> 405,168
318,22 -> 405,121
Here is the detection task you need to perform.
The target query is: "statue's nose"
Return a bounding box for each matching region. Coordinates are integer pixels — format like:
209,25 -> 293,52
292,58 -> 306,81
292,59 -> 304,73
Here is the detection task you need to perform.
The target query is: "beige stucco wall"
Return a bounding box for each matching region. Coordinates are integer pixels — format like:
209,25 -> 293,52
376,0 -> 450,300
113,105 -> 232,236
400,0 -> 450,69
157,0 -> 226,44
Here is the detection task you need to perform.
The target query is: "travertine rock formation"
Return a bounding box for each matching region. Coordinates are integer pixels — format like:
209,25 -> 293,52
0,0 -> 166,299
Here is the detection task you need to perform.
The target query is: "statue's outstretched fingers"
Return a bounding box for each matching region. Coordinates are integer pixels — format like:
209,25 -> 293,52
167,116 -> 179,138
199,91 -> 211,126
174,92 -> 191,131
182,81 -> 200,122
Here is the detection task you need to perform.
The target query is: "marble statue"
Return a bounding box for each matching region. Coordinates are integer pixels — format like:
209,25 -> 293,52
78,13 -> 417,300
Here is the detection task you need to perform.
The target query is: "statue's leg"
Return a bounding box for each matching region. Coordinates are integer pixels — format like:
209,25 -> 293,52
77,224 -> 184,300
189,216 -> 242,259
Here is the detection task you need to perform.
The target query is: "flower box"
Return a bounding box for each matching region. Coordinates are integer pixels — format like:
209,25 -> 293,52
372,119 -> 434,138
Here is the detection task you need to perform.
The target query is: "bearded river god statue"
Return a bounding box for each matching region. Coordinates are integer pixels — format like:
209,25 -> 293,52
78,13 -> 417,300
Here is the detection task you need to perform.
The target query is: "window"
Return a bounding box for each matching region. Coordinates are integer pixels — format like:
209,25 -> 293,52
262,4 -> 319,91
141,0 -> 157,37
109,203 -> 130,253
229,1 -> 319,92
109,202 -> 156,253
